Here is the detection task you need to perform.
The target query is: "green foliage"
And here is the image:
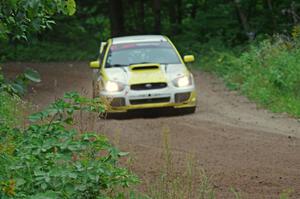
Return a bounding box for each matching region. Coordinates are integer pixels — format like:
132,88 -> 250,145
198,36 -> 300,117
0,0 -> 77,42
0,0 -> 110,62
0,67 -> 41,96
0,92 -> 139,198
0,40 -> 98,61
0,1 -> 141,198
0,64 -> 41,139
66,0 -> 77,16
279,189 -> 293,199
2,0 -> 300,61
0,92 -> 24,127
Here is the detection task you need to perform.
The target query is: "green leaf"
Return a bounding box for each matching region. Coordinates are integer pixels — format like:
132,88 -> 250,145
68,172 -> 77,179
41,182 -> 48,190
11,83 -> 25,95
29,191 -> 60,199
66,0 -> 76,16
34,170 -> 45,176
29,112 -> 43,122
75,184 -> 86,191
64,117 -> 73,124
24,68 -> 41,83
15,178 -> 26,187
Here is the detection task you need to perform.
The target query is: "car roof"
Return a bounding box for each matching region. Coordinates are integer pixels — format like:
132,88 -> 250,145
112,35 -> 167,45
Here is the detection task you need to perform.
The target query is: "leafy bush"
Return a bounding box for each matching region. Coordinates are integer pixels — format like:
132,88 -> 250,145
0,0 -> 76,41
0,92 -> 139,199
0,39 -> 99,62
0,92 -> 24,127
0,68 -> 41,96
199,36 -> 300,117
0,66 -> 41,129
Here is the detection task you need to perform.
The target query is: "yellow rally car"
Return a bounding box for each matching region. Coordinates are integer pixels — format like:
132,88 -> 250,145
89,35 -> 197,113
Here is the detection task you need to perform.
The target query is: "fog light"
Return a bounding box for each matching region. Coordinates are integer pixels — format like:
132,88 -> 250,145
175,92 -> 191,103
110,98 -> 126,107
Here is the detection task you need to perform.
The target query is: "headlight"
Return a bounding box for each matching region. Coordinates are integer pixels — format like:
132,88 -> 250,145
105,81 -> 125,92
173,75 -> 192,87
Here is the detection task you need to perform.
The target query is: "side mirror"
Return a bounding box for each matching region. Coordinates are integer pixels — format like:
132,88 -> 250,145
183,55 -> 195,63
89,61 -> 100,69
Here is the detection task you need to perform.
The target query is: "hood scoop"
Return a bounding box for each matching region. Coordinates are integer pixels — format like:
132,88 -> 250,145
128,63 -> 167,84
130,63 -> 160,71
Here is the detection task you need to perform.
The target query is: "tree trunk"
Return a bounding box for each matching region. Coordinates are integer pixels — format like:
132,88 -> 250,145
169,0 -> 182,34
191,0 -> 198,19
109,0 -> 125,37
176,0 -> 182,25
153,0 -> 161,34
266,0 -> 277,31
169,1 -> 177,33
138,0 -> 145,33
169,2 -> 176,24
246,0 -> 257,22
233,0 -> 252,39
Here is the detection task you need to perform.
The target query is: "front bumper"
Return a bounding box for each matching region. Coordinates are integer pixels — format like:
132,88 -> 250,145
100,85 -> 197,113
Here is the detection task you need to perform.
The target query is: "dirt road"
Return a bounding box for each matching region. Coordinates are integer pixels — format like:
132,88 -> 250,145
4,62 -> 300,198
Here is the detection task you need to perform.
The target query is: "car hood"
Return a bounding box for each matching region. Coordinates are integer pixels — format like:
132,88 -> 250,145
104,63 -> 189,85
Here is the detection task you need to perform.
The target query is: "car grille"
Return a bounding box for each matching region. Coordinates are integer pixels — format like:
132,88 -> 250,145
130,97 -> 170,105
175,92 -> 191,103
130,82 -> 167,90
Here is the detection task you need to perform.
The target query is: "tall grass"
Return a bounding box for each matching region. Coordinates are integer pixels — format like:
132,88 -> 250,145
181,36 -> 300,118
0,92 -> 25,128
144,127 -> 217,199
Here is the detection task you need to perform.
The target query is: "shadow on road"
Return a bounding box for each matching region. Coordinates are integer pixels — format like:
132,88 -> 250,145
106,107 -> 192,120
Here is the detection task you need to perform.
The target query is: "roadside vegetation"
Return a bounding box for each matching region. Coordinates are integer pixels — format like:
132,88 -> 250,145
203,36 -> 300,117
177,33 -> 300,117
0,92 -> 139,198
1,0 -> 299,198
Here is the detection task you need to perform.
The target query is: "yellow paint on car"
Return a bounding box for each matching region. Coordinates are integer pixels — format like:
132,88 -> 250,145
183,55 -> 195,63
89,61 -> 100,69
129,63 -> 167,85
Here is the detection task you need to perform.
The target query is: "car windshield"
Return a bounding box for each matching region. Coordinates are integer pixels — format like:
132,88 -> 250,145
105,41 -> 181,68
